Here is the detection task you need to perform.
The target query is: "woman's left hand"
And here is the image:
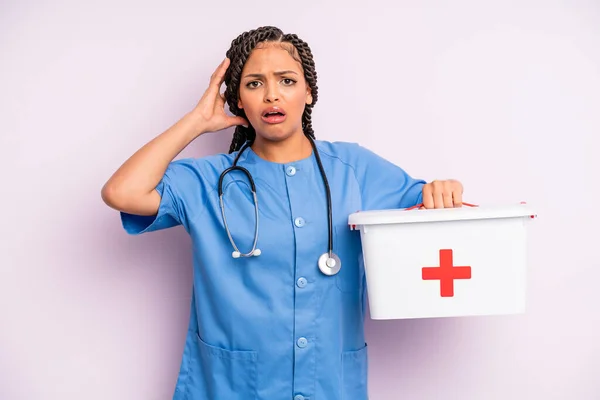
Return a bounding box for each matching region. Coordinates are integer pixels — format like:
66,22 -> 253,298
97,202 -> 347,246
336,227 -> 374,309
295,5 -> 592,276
422,179 -> 464,209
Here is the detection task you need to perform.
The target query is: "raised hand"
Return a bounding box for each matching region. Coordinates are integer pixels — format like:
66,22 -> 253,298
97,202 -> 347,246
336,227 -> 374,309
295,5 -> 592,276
191,58 -> 248,135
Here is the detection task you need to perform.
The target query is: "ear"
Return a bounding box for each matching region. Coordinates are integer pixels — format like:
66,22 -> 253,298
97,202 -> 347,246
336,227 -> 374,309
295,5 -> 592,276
237,98 -> 243,109
306,87 -> 313,105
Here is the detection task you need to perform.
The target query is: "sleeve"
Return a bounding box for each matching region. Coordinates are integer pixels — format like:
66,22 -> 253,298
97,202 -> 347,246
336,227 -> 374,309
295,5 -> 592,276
120,158 -> 203,235
351,143 -> 426,210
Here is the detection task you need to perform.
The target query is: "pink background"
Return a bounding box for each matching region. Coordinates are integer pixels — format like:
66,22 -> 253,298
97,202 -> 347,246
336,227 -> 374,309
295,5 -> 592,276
2,1 -> 599,399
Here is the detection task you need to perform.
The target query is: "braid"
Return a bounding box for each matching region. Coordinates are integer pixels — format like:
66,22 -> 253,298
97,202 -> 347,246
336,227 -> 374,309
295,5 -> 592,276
223,27 -> 319,153
282,33 -> 318,140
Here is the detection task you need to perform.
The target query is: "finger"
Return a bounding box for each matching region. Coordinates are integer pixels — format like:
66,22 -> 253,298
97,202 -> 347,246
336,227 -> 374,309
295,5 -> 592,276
453,188 -> 463,207
214,91 -> 224,106
231,116 -> 249,127
422,184 -> 434,209
212,86 -> 228,107
212,58 -> 228,79
443,183 -> 454,208
434,189 -> 444,209
207,58 -> 230,96
430,181 -> 444,208
208,59 -> 225,87
217,58 -> 230,84
222,116 -> 249,129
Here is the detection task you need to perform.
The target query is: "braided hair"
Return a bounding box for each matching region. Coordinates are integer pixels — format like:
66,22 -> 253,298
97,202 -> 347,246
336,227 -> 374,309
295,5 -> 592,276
224,26 -> 319,153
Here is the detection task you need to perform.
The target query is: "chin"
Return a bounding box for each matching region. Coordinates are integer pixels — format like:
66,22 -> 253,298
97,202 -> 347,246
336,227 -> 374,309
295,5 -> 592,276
254,125 -> 298,143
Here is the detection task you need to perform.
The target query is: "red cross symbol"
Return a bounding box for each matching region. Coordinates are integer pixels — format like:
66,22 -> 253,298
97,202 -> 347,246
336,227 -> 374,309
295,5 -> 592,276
422,249 -> 471,297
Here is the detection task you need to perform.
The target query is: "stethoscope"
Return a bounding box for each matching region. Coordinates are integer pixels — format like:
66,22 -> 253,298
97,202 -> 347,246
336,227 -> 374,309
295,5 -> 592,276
218,136 -> 342,276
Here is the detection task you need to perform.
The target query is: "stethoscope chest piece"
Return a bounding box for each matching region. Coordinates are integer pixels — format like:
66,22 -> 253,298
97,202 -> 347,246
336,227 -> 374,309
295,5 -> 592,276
318,252 -> 342,276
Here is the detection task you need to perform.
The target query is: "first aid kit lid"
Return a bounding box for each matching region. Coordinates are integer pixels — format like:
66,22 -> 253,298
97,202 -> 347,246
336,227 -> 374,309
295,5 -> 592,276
348,203 -> 536,226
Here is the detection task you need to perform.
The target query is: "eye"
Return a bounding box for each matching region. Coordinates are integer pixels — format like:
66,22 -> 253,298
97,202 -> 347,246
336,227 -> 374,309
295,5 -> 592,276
246,81 -> 261,89
282,78 -> 296,86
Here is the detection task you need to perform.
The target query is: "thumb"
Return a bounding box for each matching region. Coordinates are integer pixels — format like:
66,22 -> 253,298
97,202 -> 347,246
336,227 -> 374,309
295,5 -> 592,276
230,116 -> 249,128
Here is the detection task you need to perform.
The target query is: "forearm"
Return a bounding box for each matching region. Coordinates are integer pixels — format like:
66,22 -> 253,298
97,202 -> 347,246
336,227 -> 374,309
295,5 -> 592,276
101,112 -> 204,208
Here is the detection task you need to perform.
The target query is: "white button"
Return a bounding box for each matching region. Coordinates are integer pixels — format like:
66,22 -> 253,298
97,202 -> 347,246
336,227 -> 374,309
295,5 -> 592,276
294,395 -> 305,400
294,217 -> 305,227
297,277 -> 307,288
297,337 -> 308,348
286,166 -> 297,176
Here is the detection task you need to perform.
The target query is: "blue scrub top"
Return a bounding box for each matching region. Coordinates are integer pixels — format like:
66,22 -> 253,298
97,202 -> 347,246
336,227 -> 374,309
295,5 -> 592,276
121,140 -> 425,400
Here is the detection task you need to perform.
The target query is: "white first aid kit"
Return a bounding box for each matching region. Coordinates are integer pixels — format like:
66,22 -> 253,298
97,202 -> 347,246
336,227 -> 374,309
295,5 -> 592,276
348,202 -> 537,320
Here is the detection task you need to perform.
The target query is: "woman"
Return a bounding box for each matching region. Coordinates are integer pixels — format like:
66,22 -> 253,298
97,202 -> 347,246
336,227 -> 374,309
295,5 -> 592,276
102,26 -> 463,400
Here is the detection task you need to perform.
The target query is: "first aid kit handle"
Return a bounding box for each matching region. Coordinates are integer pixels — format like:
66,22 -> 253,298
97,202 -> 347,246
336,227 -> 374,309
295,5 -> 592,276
404,202 -> 478,211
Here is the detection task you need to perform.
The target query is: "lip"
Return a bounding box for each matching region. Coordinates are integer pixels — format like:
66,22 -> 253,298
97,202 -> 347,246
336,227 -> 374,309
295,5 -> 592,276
262,106 -> 287,117
261,106 -> 287,124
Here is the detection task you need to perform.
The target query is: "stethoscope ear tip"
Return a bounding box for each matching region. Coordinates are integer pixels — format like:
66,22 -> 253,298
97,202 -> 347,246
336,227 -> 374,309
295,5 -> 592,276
231,249 -> 261,258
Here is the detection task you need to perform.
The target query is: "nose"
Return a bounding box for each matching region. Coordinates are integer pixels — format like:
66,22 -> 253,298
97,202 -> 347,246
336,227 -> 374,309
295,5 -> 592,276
264,83 -> 280,103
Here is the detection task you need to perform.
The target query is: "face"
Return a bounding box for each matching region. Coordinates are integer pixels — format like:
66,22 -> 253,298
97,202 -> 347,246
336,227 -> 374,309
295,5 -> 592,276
237,42 -> 313,143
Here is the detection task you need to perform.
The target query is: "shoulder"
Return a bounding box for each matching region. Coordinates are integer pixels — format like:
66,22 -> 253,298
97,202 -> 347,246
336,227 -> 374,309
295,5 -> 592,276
161,151 -> 238,195
167,151 -> 237,177
315,139 -> 378,166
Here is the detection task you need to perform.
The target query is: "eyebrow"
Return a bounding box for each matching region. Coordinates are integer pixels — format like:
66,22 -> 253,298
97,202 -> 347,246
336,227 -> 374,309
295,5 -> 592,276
243,70 -> 299,79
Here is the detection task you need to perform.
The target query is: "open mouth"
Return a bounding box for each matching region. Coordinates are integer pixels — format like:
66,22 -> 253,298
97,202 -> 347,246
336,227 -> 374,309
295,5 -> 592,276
261,108 -> 287,124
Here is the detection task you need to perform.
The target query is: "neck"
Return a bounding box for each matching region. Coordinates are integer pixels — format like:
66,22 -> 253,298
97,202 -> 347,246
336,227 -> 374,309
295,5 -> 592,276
251,133 -> 313,163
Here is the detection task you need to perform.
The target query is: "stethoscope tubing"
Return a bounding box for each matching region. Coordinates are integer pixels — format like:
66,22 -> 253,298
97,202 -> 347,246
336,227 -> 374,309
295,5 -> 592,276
218,136 -> 339,274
